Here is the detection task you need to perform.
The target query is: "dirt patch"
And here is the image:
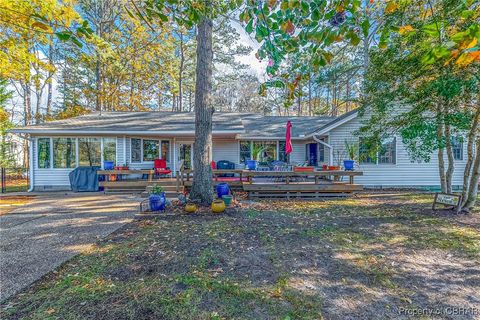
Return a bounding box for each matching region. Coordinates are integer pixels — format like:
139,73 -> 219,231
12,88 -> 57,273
0,196 -> 35,215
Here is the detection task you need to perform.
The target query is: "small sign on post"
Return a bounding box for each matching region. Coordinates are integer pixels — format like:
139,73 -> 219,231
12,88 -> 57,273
432,193 -> 462,213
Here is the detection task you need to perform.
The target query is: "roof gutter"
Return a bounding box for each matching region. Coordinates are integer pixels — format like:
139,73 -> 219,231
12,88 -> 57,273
8,129 -> 244,136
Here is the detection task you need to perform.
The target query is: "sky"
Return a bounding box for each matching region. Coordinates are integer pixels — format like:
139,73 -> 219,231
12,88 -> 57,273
231,20 -> 267,78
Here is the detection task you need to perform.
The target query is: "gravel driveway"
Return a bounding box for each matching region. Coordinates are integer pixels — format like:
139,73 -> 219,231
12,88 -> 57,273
0,193 -> 139,301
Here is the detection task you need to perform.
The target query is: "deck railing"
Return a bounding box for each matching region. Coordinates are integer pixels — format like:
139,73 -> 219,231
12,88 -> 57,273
175,167 -> 363,186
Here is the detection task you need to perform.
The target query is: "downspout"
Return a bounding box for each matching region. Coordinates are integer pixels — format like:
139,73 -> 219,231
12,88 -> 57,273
172,137 -> 176,177
313,135 -> 333,166
28,137 -> 34,191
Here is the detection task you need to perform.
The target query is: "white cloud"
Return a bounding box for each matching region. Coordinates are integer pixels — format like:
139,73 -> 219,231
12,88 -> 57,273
230,20 -> 267,78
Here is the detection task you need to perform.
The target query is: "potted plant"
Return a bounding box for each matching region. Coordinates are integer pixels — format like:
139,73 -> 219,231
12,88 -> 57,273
246,145 -> 265,170
331,150 -> 346,170
344,140 -> 358,171
149,184 -> 166,212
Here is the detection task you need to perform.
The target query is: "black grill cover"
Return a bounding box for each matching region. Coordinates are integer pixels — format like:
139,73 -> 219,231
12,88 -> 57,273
69,166 -> 100,192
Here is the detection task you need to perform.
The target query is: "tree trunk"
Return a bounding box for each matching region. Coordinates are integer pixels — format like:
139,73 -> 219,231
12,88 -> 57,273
462,105 -> 480,206
95,58 -> 102,112
436,104 -> 447,192
188,89 -> 193,112
444,122 -> 454,194
308,75 -> 312,116
463,137 -> 480,211
190,9 -> 214,204
46,39 -> 53,118
178,32 -> 185,112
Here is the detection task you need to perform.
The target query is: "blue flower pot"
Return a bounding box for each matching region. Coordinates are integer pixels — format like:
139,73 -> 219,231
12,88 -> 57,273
246,160 -> 257,170
103,161 -> 114,170
149,193 -> 166,211
343,160 -> 355,171
216,183 -> 230,199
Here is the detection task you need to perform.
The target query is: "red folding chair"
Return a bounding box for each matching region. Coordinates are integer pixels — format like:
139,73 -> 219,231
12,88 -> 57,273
154,159 -> 172,178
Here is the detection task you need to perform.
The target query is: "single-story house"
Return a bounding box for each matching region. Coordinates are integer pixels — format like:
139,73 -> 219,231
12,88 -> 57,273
10,110 -> 466,191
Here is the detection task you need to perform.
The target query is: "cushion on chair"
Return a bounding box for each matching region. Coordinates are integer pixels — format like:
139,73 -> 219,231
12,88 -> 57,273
155,168 -> 172,175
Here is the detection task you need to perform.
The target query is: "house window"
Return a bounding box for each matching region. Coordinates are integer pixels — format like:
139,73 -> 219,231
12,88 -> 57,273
161,141 -> 170,161
239,141 -> 251,164
131,138 -> 169,163
378,137 -> 396,164
37,138 -> 50,169
452,138 -> 463,161
319,143 -> 325,162
143,139 -> 159,161
53,138 -> 76,168
278,141 -> 290,163
79,138 -> 101,166
359,138 -> 376,164
103,138 -> 116,163
253,141 -> 277,163
359,137 -> 396,165
131,138 -> 141,163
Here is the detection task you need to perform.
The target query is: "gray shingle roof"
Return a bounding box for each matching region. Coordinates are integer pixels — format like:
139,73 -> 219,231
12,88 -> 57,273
12,112 -> 245,134
238,114 -> 334,139
10,111 -> 345,139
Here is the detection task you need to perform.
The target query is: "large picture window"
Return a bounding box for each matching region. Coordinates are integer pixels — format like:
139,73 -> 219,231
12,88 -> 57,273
143,139 -> 159,161
131,138 -> 170,163
37,138 -> 50,168
79,138 -> 101,166
278,141 -> 290,163
239,141 -> 251,164
53,138 -> 76,168
103,138 -> 116,163
253,141 -> 277,163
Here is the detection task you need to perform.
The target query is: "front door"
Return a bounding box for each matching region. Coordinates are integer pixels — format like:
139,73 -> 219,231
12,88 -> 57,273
178,143 -> 193,169
307,143 -> 318,166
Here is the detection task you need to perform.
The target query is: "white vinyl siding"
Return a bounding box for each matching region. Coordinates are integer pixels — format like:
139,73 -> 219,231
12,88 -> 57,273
329,116 -> 466,187
213,140 -> 239,165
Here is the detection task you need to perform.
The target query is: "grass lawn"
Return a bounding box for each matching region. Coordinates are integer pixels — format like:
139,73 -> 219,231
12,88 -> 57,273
1,193 -> 479,319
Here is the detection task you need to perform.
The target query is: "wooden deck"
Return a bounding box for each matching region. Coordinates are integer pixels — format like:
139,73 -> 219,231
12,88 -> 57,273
97,168 -> 363,197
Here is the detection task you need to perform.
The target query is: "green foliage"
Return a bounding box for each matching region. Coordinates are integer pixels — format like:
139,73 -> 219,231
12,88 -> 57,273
251,144 -> 265,161
358,0 -> 480,163
344,140 -> 358,160
0,78 -> 15,168
149,184 -> 164,195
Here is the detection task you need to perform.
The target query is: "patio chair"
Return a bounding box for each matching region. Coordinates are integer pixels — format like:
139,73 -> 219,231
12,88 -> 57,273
154,159 -> 172,178
216,160 -> 235,177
